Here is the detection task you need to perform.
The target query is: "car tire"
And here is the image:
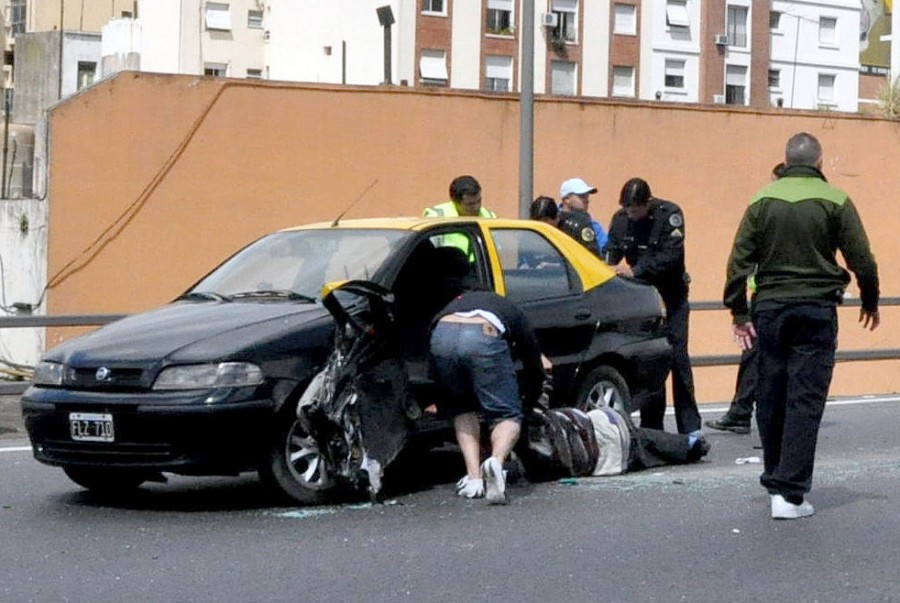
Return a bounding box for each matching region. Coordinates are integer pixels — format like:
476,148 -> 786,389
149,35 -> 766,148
574,365 -> 632,414
62,467 -> 147,493
259,411 -> 336,505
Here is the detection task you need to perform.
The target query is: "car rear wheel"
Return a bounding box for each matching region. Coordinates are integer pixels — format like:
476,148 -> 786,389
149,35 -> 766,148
62,467 -> 147,493
259,413 -> 335,505
574,365 -> 632,414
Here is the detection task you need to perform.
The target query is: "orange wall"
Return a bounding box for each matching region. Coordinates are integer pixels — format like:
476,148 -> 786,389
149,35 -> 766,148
46,72 -> 900,402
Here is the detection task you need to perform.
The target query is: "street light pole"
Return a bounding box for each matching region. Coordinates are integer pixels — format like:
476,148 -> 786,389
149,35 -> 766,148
2,91 -> 10,198
376,6 -> 395,86
0,8 -> 6,199
59,0 -> 65,99
518,0 -> 534,218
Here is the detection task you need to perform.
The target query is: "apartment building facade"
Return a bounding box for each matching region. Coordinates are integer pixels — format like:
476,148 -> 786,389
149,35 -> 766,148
2,0 -> 137,88
0,1 -> 880,111
396,0 -> 862,111
213,0 -> 859,111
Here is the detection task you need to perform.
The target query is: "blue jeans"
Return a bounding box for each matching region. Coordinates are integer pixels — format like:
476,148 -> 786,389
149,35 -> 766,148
429,322 -> 523,423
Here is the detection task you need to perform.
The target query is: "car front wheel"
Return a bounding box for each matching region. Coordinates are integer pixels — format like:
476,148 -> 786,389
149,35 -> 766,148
259,414 -> 335,505
574,365 -> 632,414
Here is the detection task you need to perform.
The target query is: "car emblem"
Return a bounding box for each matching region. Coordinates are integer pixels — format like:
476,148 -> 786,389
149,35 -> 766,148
95,367 -> 112,381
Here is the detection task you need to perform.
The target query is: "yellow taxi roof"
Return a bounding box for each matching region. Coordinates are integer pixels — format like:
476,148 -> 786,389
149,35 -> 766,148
281,216 -> 527,232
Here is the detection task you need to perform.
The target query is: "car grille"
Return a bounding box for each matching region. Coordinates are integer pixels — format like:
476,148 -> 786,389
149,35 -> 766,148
65,366 -> 150,391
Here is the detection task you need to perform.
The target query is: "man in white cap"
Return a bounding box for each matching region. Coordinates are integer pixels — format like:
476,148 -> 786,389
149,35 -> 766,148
558,178 -> 607,254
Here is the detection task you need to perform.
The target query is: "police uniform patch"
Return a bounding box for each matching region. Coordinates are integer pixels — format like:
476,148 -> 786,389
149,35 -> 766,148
669,213 -> 683,228
581,227 -> 596,242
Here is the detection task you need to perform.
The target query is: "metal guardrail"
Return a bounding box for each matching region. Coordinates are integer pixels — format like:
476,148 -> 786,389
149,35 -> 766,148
690,296 -> 900,367
0,314 -> 127,328
0,297 -> 898,394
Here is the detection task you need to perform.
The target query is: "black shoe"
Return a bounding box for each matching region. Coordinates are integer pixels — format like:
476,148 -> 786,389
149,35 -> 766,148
704,416 -> 750,434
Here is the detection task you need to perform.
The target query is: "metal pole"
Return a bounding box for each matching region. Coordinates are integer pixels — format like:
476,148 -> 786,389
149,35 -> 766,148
789,14 -> 800,109
0,9 -> 6,200
518,0 -> 534,218
383,25 -> 392,85
1,91 -> 9,198
342,40 -> 347,85
59,0 -> 65,99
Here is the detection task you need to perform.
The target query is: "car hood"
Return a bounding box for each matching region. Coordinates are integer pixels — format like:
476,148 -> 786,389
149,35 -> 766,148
44,301 -> 332,366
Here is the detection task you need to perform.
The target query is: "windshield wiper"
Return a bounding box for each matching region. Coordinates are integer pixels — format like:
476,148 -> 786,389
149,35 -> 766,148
176,291 -> 231,302
229,290 -> 317,303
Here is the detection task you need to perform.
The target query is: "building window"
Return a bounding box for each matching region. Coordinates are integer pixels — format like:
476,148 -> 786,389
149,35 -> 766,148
612,66 -> 635,97
664,59 -> 685,89
10,0 -> 26,35
76,62 -> 97,90
246,68 -> 263,79
768,68 -> 780,89
205,2 -> 232,31
248,9 -> 264,29
818,73 -> 835,102
486,0 -> 514,35
422,0 -> 445,15
819,16 -> 837,45
613,4 -> 636,35
725,64 -> 747,105
485,55 -> 513,91
665,0 -> 690,30
204,62 -> 228,77
550,60 -> 577,95
769,10 -> 782,31
551,0 -> 578,43
727,5 -> 748,48
420,49 -> 449,85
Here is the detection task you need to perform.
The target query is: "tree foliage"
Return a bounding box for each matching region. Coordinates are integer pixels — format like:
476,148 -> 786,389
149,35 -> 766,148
877,75 -> 900,119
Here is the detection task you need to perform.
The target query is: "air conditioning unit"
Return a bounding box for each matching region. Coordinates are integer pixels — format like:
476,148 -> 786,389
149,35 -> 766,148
541,12 -> 559,28
714,34 -> 729,45
712,94 -> 726,104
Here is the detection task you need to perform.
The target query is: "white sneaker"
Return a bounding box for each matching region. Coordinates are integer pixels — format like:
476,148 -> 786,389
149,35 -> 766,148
771,494 -> 815,520
456,475 -> 484,498
481,457 -> 507,505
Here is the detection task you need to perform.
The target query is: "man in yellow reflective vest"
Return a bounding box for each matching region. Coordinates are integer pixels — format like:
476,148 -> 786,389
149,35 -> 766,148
423,175 -> 496,258
424,175 -> 497,219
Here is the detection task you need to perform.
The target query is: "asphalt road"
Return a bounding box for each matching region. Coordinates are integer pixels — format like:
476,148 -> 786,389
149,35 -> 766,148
2,396 -> 900,603
0,393 -> 24,439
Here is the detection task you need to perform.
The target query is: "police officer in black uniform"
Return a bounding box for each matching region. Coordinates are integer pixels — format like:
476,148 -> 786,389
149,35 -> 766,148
558,209 -> 600,255
603,177 -> 701,436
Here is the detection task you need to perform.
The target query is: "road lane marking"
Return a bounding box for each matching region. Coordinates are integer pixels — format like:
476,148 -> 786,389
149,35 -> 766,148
0,446 -> 31,453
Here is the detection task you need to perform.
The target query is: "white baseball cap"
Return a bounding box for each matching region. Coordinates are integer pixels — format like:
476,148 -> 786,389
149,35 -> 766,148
560,178 -> 598,199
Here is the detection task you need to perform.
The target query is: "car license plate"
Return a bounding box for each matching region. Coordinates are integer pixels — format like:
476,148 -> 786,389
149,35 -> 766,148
69,412 -> 115,443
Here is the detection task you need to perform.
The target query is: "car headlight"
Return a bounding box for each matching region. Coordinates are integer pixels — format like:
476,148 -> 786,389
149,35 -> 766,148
152,362 -> 265,391
33,361 -> 64,386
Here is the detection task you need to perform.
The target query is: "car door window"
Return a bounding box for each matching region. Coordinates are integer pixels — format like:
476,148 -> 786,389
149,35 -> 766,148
490,229 -> 581,302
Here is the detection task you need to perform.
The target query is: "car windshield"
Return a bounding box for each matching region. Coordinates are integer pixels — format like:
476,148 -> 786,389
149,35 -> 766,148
187,229 -> 414,301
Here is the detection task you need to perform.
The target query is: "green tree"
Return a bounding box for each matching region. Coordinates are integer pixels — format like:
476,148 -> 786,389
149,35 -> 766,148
877,75 -> 900,119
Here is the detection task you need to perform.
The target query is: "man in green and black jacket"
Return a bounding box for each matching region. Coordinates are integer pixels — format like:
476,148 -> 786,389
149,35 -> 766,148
723,132 -> 880,521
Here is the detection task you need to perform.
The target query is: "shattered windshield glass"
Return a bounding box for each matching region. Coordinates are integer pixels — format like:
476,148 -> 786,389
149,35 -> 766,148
187,229 -> 413,301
